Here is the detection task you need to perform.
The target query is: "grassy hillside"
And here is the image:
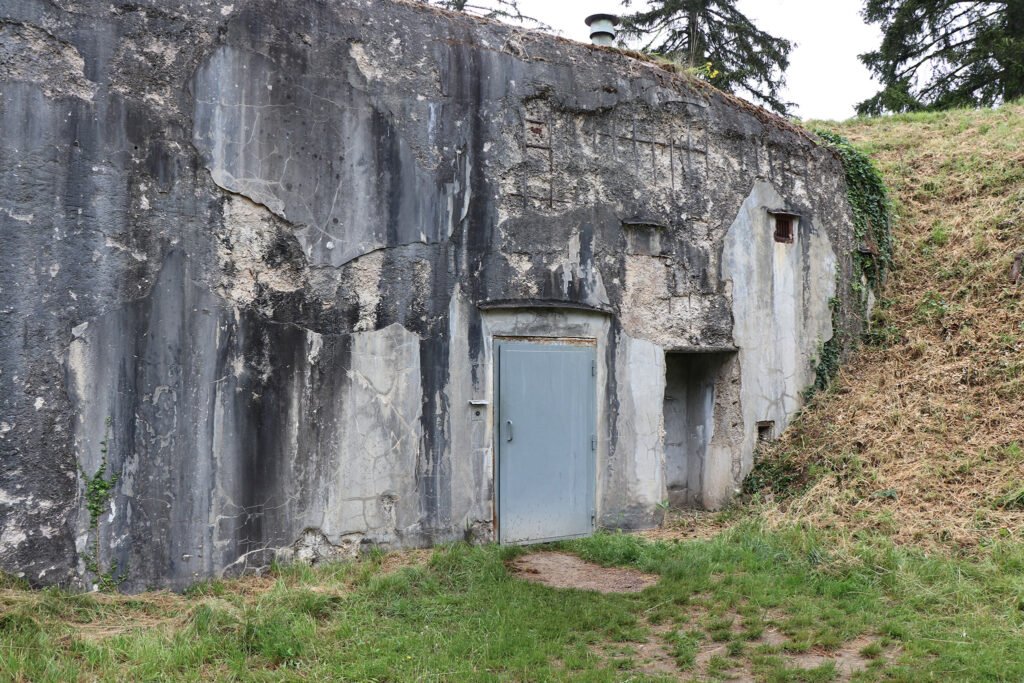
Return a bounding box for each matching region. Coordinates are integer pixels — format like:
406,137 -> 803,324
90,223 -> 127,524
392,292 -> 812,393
749,102 -> 1024,547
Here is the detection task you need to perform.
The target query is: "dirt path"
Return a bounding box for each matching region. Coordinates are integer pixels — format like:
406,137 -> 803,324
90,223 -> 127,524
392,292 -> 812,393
509,552 -> 658,593
509,550 -> 896,681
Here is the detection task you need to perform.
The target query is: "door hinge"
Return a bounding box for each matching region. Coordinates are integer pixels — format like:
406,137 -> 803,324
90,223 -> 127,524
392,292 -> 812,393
591,435 -> 596,451
591,360 -> 596,376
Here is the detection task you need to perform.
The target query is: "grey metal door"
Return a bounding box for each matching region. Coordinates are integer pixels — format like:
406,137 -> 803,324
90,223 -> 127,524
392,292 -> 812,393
496,340 -> 596,544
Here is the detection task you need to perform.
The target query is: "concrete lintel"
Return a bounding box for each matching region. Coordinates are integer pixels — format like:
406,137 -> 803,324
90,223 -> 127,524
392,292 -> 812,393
478,299 -> 614,315
664,345 -> 738,354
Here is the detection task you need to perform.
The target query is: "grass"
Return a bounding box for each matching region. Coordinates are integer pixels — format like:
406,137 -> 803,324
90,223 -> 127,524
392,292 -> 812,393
747,101 -> 1024,547
3,525 -> 1024,680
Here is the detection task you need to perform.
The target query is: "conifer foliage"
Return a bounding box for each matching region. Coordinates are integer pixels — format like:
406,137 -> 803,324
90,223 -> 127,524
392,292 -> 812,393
619,0 -> 794,114
858,0 -> 1024,114
423,0 -> 548,30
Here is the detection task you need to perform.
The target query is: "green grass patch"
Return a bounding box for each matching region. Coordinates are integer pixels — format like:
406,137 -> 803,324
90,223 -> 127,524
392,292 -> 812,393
3,527 -> 1024,680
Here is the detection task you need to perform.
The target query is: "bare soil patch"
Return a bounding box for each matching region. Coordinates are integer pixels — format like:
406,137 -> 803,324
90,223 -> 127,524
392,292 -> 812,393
379,548 -> 432,575
509,552 -> 658,593
639,509 -> 735,543
587,602 -> 896,681
786,636 -> 882,679
635,618 -> 686,677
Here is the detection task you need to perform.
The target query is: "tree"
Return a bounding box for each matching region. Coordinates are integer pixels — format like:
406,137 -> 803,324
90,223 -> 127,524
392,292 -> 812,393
619,0 -> 793,114
858,1 -> 1024,115
423,0 -> 548,30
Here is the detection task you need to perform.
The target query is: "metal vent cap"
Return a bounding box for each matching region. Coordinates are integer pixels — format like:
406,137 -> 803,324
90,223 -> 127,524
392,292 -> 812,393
585,13 -> 620,46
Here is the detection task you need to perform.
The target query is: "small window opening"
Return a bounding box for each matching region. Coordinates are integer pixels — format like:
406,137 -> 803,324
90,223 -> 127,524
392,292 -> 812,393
774,216 -> 793,242
770,211 -> 798,243
756,421 -> 775,443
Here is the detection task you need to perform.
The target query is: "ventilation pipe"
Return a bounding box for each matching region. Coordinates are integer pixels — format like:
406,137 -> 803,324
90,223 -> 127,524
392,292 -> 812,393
585,13 -> 620,47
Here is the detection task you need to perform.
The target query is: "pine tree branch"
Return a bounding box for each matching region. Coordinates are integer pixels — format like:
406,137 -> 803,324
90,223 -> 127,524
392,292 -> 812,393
917,58 -> 983,96
895,33 -> 989,79
860,0 -> 1020,112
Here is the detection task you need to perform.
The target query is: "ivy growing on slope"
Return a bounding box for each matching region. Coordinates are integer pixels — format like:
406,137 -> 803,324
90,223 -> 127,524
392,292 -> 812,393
814,129 -> 894,291
806,130 -> 894,396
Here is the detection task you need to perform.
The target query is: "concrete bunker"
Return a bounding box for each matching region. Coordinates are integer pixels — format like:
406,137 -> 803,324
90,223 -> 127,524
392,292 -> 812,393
0,0 -> 860,590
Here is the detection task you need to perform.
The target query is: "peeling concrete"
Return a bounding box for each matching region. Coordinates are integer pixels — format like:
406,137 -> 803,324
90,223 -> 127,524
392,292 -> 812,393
0,21 -> 96,100
218,194 -> 307,309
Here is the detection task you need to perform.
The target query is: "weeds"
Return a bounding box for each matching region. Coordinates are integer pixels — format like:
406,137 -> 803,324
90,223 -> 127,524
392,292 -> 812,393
804,131 -> 894,399
756,102 -> 1024,547
995,483 -> 1024,511
743,451 -> 807,497
81,418 -> 117,530
78,417 -> 125,591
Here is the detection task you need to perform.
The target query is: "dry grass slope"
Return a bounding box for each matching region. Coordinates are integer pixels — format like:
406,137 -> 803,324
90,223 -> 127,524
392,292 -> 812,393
752,102 -> 1024,547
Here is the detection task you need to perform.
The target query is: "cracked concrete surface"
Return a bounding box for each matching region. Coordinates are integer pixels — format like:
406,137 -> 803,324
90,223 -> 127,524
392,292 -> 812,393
193,43 -> 448,268
0,0 -> 857,590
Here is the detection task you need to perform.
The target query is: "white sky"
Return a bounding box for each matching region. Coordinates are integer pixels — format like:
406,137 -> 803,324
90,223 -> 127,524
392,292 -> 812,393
507,0 -> 883,121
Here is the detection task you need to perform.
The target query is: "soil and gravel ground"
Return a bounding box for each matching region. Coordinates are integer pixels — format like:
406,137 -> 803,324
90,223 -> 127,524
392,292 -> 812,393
509,551 -> 658,593
510,550 -> 896,681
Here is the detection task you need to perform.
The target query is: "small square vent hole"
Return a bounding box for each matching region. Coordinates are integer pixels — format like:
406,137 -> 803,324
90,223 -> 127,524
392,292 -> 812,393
757,420 -> 776,443
770,212 -> 797,243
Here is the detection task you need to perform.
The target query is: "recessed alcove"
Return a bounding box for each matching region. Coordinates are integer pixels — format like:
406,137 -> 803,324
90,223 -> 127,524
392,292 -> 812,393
663,351 -> 734,508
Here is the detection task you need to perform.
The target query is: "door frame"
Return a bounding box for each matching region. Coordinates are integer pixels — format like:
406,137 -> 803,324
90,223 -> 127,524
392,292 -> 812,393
478,306 -> 611,544
493,335 -> 598,544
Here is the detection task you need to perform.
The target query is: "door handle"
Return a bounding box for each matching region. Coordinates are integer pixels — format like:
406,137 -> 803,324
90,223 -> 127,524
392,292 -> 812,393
506,420 -> 513,442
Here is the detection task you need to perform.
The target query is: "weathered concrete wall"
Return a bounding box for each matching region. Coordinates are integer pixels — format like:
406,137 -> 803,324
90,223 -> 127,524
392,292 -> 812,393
0,0 -> 856,589
721,181 -> 840,504
610,334 -> 668,527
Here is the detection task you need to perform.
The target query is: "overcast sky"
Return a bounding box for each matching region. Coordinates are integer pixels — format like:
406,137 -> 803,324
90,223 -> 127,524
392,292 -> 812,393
507,0 -> 883,121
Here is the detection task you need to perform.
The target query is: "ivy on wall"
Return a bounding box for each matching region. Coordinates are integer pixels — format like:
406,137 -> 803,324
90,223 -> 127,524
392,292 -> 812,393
79,417 -> 126,591
806,130 -> 894,396
814,130 -> 894,289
